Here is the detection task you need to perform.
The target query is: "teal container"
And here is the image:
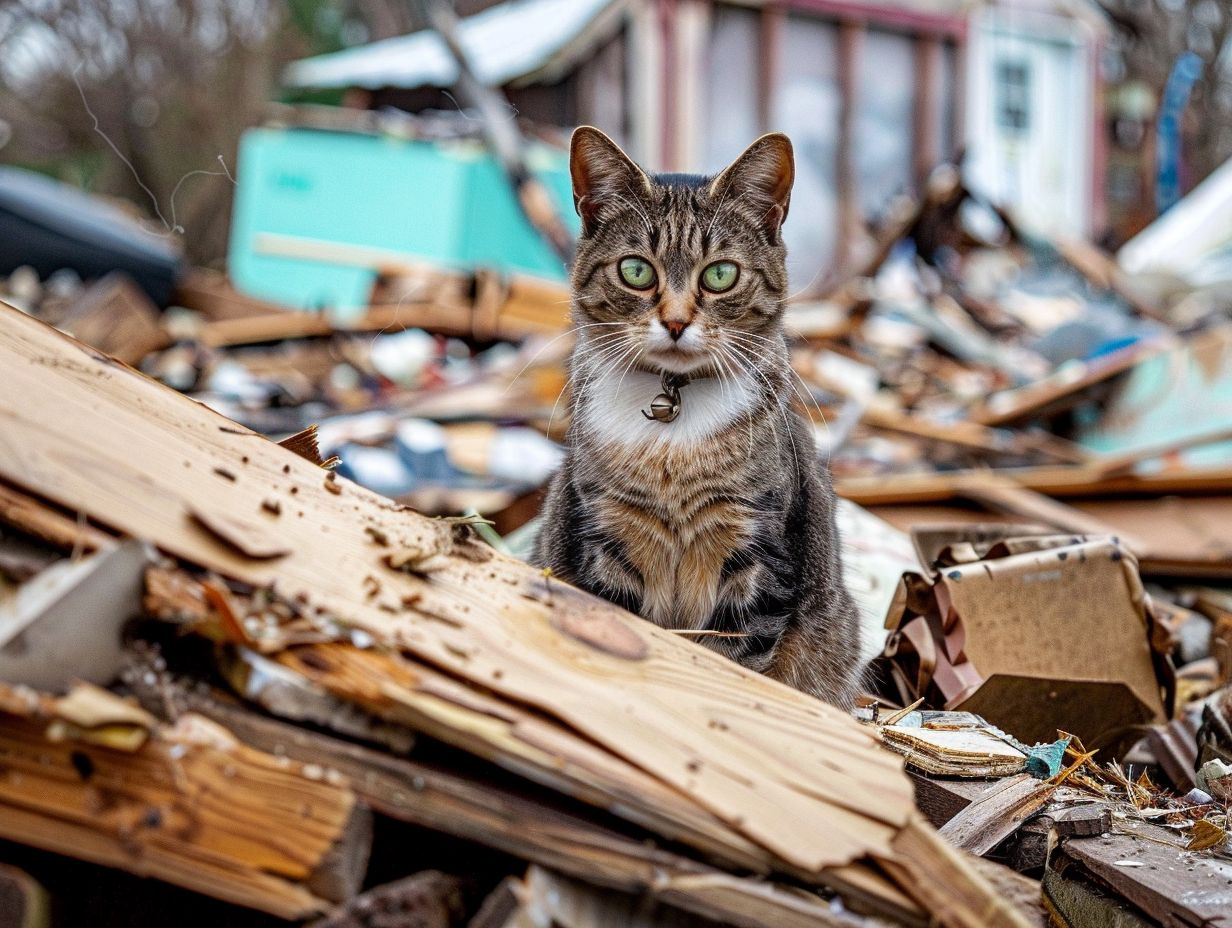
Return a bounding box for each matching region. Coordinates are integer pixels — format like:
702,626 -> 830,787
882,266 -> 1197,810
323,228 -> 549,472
228,127 -> 576,314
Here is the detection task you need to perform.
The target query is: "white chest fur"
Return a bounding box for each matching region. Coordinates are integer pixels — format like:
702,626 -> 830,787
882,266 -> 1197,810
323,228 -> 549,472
576,368 -> 759,448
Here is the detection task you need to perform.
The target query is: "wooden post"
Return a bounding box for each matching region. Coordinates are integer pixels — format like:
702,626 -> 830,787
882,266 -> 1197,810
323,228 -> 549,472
758,4 -> 785,133
913,34 -> 942,188
835,20 -> 864,276
657,0 -> 678,171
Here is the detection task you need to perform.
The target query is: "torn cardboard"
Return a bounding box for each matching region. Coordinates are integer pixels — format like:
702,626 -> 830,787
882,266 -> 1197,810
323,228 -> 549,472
884,533 -> 1174,755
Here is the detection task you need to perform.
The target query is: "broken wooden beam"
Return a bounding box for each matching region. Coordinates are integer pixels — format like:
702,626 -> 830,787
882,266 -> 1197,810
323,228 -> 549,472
938,775 -> 1057,857
0,480 -> 113,555
907,773 -> 991,830
149,680 -> 871,928
0,682 -> 369,919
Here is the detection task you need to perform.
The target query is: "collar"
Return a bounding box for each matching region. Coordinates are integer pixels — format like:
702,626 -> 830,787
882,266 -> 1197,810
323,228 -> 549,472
641,370 -> 691,423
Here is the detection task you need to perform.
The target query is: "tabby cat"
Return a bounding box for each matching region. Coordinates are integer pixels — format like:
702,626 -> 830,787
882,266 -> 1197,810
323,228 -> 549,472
533,127 -> 862,708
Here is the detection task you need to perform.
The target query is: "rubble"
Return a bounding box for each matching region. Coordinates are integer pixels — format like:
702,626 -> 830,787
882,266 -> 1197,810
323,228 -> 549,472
881,530 -> 1173,757
0,681 -> 369,919
2,135 -> 1232,924
0,302 -> 1038,926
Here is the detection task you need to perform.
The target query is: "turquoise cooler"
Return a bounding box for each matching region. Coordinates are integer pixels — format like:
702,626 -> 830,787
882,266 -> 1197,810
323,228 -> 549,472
228,127 -> 576,314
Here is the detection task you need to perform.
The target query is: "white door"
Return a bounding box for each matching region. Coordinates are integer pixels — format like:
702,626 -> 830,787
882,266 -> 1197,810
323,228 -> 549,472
967,15 -> 1091,237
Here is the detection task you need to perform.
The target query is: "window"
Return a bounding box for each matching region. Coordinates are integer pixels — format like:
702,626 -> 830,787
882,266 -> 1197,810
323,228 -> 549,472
996,59 -> 1031,133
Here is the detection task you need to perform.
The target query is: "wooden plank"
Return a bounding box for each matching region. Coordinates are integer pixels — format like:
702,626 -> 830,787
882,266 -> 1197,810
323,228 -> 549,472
1053,817 -> 1232,928
863,493 -> 1232,579
834,20 -> 863,277
837,465 -> 1232,506
142,682 -> 886,928
937,775 -> 1056,857
908,773 -> 994,829
198,295 -> 567,348
0,683 -> 367,920
1042,805 -> 1112,838
1073,496 -> 1232,577
967,340 -> 1169,427
0,304 -> 1028,928
951,481 -> 1149,553
173,268 -> 298,322
198,304 -> 457,348
757,5 -> 784,133
912,35 -> 941,188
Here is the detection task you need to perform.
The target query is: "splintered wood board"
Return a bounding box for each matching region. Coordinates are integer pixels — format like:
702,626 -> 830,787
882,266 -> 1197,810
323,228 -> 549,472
180,691 -> 863,928
0,305 -> 1024,927
0,696 -> 360,919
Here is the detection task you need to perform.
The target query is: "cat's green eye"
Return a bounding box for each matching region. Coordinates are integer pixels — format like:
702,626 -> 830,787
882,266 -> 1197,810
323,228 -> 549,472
701,260 -> 739,293
618,256 -> 656,290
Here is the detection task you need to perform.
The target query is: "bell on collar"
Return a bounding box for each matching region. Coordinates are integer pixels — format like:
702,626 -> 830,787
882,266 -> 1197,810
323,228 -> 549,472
643,392 -> 680,422
642,372 -> 687,423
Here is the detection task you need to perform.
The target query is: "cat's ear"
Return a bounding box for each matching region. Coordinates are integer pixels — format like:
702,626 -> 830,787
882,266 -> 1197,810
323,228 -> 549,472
570,126 -> 650,236
708,133 -> 794,241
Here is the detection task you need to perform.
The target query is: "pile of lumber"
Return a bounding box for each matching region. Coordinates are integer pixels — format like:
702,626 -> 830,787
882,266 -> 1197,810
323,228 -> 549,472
0,303 -> 1040,925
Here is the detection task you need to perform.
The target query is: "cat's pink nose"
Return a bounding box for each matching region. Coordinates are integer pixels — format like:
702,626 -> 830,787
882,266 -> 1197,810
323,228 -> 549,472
664,320 -> 689,341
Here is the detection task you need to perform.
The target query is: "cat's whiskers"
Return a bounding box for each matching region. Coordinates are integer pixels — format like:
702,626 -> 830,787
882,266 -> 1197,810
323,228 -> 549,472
607,343 -> 647,426
723,329 -> 832,447
571,331 -> 643,406
502,321 -> 629,396
571,342 -> 642,442
549,332 -> 639,436
729,333 -> 830,467
706,336 -> 740,406
770,262 -> 828,306
715,339 -> 792,472
715,339 -> 803,479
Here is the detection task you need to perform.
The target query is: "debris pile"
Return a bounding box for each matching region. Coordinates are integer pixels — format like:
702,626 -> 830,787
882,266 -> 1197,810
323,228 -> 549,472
791,169 -> 1232,502
3,156 -> 1232,925
869,516 -> 1232,927
0,303 -> 1039,927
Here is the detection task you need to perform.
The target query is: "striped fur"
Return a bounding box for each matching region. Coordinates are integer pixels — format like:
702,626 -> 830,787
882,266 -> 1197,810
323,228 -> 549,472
534,128 -> 862,708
